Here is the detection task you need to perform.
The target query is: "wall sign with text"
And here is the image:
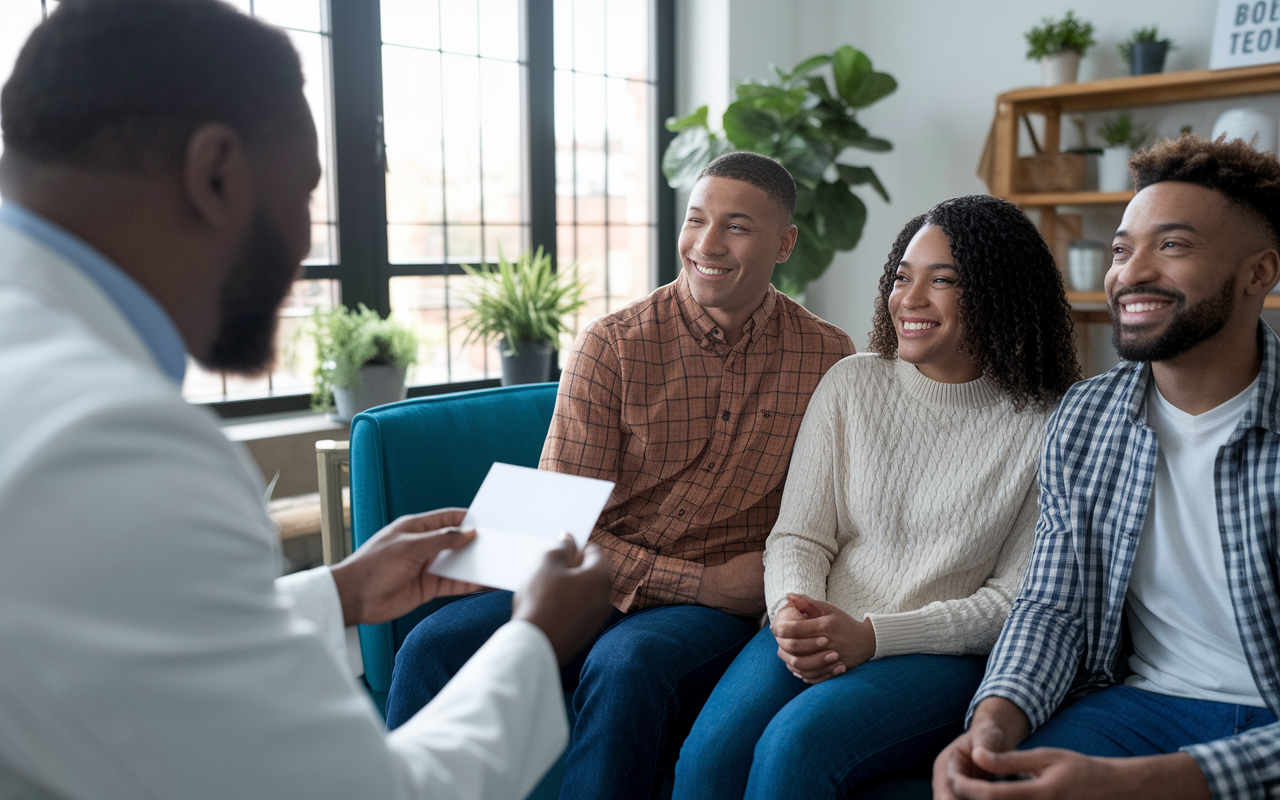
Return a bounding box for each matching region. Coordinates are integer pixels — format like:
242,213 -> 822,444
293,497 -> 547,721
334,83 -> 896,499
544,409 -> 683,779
1211,0 -> 1280,68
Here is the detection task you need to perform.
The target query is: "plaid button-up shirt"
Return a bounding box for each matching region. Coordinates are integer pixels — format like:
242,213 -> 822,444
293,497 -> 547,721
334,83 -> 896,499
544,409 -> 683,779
540,273 -> 854,612
971,322 -> 1280,799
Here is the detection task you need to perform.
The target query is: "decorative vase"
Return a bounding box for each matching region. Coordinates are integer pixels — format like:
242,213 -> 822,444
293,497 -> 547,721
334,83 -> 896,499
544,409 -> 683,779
1067,241 -> 1109,292
333,363 -> 408,422
499,339 -> 555,386
1130,41 -> 1169,75
1098,146 -> 1132,192
1212,108 -> 1277,154
1040,50 -> 1080,86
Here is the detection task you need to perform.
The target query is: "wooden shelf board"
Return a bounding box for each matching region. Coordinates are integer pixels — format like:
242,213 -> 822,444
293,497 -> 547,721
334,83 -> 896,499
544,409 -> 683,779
1010,191 -> 1134,207
1068,292 -> 1280,309
997,64 -> 1280,113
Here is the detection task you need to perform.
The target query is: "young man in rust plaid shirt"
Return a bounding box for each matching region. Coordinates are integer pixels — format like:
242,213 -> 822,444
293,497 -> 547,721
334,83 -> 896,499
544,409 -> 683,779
385,152 -> 855,798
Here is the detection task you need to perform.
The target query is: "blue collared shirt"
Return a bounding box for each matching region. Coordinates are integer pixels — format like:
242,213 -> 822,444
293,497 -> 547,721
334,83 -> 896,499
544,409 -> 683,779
0,202 -> 187,383
971,322 -> 1280,799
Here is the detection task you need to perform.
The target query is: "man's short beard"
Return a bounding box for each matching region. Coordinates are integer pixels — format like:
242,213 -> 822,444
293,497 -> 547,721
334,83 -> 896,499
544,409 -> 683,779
1110,274 -> 1236,363
202,206 -> 300,374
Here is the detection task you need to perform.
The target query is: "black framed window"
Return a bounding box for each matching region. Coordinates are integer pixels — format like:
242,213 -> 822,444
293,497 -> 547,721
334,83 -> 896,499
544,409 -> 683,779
0,0 -> 675,417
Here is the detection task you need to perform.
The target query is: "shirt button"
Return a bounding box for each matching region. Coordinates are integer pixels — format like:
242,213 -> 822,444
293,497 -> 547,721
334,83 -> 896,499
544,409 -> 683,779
678,509 -> 685,517
707,461 -> 716,469
721,411 -> 730,421
713,328 -> 720,335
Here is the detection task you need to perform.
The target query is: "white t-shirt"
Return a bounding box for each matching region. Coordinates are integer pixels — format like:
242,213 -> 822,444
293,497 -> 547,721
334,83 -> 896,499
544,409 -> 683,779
1124,375 -> 1265,707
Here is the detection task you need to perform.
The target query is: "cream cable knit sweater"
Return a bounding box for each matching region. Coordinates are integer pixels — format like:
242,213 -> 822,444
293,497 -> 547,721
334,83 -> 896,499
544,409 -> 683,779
764,353 -> 1048,660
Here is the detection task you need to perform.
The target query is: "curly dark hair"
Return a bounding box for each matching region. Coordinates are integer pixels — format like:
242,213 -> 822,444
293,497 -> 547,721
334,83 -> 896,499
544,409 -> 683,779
867,195 -> 1081,411
1130,134 -> 1280,248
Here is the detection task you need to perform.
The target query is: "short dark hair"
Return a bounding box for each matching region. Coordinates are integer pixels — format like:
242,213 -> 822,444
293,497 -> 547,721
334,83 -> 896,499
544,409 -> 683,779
868,195 -> 1081,411
1,0 -> 304,171
696,151 -> 797,222
1130,135 -> 1280,248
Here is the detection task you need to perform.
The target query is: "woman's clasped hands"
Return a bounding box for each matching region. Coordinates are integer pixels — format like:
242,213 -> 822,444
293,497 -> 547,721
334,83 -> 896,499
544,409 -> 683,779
770,593 -> 877,684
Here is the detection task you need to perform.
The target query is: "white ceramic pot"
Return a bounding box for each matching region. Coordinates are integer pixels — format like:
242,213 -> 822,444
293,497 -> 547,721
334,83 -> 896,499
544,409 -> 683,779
332,363 -> 408,422
1098,146 -> 1132,192
1040,51 -> 1080,86
1067,241 -> 1109,292
1212,108 -> 1277,154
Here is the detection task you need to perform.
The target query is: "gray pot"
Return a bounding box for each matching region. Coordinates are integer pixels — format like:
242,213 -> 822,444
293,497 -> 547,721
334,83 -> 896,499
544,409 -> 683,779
1130,41 -> 1168,75
333,363 -> 408,422
499,340 -> 554,385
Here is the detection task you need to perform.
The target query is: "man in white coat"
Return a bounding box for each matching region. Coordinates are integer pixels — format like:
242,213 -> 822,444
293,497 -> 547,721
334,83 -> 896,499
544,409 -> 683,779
0,1 -> 613,798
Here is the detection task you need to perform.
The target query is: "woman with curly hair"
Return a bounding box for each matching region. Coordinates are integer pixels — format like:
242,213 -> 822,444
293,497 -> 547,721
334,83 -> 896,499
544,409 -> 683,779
672,195 -> 1081,800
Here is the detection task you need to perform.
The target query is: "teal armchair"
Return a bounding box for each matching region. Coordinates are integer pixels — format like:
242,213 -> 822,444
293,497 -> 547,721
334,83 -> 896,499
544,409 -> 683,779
348,383 -> 559,716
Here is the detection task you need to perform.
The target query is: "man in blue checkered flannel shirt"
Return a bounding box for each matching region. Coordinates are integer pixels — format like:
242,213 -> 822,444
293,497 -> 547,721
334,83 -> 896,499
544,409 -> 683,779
934,135 -> 1280,800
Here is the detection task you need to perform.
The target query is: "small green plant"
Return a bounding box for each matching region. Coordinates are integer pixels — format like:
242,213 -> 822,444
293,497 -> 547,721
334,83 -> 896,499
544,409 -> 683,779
309,304 -> 418,412
458,246 -> 586,356
1097,112 -> 1150,149
662,45 -> 895,298
1117,26 -> 1174,62
1025,11 -> 1096,60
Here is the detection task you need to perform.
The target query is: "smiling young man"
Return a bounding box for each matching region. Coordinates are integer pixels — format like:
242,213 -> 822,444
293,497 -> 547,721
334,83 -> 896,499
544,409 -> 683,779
385,152 -> 855,799
934,136 -> 1280,800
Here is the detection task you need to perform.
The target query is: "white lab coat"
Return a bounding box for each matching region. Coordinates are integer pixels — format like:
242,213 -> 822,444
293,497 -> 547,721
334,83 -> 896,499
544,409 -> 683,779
0,219 -> 568,800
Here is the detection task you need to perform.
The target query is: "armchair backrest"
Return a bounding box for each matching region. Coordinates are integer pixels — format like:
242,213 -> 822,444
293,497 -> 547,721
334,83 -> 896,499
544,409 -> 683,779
348,383 -> 559,715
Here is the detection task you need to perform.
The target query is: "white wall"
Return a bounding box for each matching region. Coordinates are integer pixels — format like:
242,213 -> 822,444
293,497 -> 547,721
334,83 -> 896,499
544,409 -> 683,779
677,0 -> 1223,347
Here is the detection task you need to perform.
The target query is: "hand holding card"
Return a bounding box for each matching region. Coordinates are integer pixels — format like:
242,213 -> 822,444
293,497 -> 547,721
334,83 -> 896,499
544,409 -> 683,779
427,463 -> 615,592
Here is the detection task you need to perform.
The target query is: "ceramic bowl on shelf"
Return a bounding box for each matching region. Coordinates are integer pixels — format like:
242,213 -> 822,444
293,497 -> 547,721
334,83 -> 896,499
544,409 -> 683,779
1068,240 -> 1109,292
1212,108 -> 1277,154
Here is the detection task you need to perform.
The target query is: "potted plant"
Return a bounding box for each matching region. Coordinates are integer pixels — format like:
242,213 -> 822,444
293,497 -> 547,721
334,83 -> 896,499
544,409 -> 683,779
1118,26 -> 1175,75
662,45 -> 895,300
459,246 -> 586,386
1097,112 -> 1150,192
310,303 -> 418,422
1025,11 -> 1096,86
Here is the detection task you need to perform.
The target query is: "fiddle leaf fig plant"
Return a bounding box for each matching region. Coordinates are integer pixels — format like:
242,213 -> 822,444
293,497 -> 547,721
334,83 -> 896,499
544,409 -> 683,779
662,45 -> 896,298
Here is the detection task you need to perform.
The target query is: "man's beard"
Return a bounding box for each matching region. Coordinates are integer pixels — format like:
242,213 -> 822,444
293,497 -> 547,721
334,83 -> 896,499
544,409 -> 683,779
201,207 -> 301,374
1110,274 -> 1236,362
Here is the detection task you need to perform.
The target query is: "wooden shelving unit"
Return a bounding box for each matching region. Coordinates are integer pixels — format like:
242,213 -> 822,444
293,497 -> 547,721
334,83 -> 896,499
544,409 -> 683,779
992,63 -> 1280,260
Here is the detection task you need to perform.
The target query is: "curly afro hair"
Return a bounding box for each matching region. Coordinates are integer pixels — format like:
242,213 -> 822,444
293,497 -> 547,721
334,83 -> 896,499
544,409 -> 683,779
868,195 -> 1081,411
1130,134 -> 1280,248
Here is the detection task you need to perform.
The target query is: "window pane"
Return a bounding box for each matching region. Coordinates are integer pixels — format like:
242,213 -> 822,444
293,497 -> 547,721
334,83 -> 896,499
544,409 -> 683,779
439,0 -> 478,56
572,0 -> 605,75
442,53 -> 482,224
384,47 -> 444,229
484,224 -> 529,264
388,223 -> 445,264
480,58 -> 524,224
0,2 -> 46,161
478,0 -> 519,61
572,223 -> 607,306
447,224 -> 483,264
606,0 -> 649,80
252,0 -> 325,33
554,69 -> 576,223
553,0 -> 572,70
606,225 -> 652,310
574,73 -> 607,224
273,278 -> 341,394
607,78 -> 651,225
390,275 -> 496,386
381,0 -> 439,50
284,28 -> 337,265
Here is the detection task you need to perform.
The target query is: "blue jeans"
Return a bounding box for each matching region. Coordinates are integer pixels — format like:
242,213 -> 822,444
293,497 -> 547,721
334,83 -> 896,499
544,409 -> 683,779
1023,684 -> 1277,755
386,590 -> 757,800
673,626 -> 987,800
